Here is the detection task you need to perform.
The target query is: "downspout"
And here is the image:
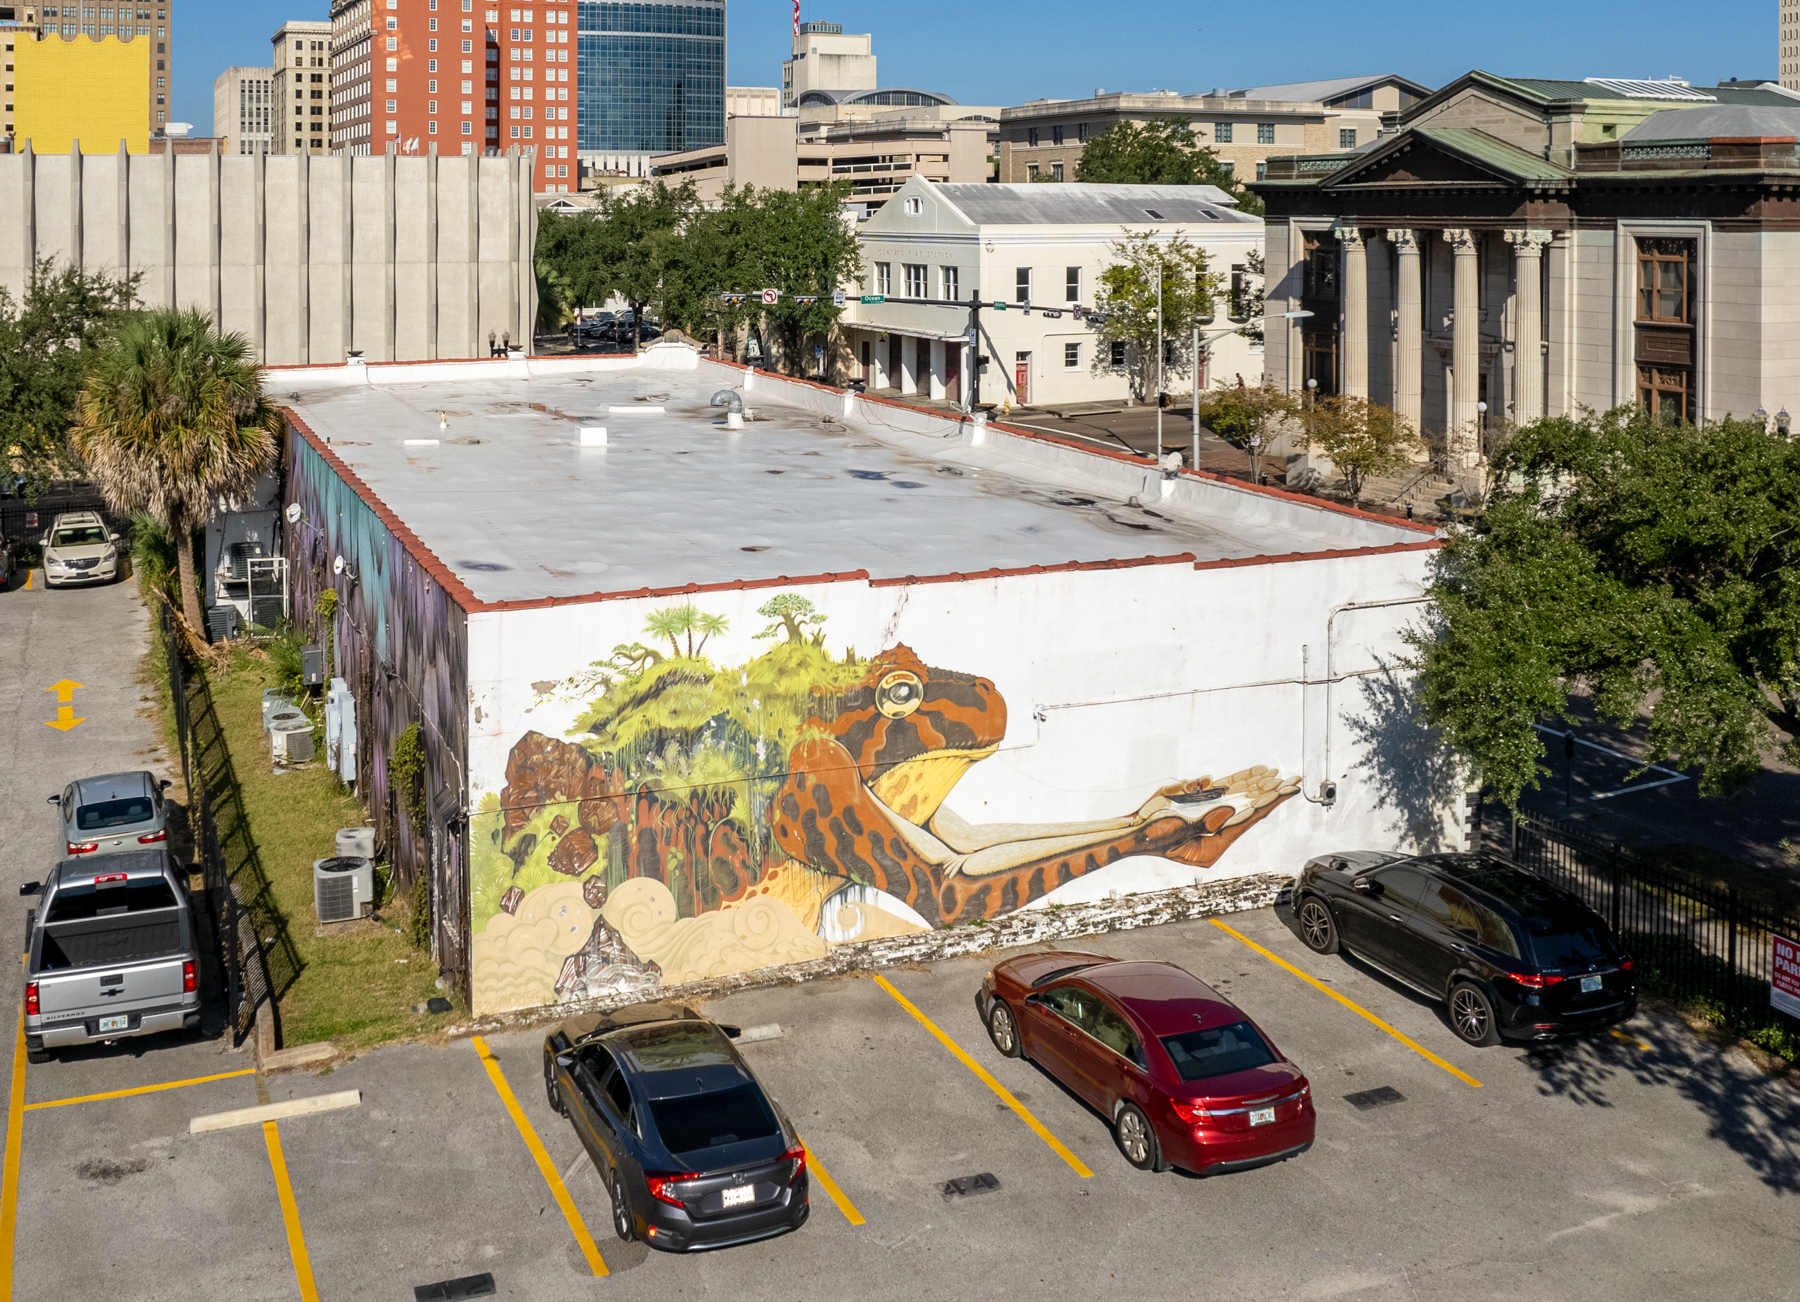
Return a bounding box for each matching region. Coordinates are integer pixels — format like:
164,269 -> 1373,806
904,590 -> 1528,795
1300,595 -> 1434,802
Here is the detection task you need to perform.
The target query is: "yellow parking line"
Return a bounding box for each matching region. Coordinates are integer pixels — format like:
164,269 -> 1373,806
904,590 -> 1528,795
471,1036 -> 608,1277
21,570 -> 30,591
1610,1028 -> 1651,1050
799,1139 -> 864,1226
0,1005 -> 26,1300
872,973 -> 1093,1177
263,1121 -> 320,1302
1208,918 -> 1483,1089
26,1068 -> 256,1112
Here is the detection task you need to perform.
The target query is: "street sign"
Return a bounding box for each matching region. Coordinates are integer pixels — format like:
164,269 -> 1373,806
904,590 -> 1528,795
761,288 -> 780,305
832,289 -> 846,307
967,326 -> 978,347
1775,933 -> 1800,1019
991,301 -> 1007,311
860,294 -> 885,304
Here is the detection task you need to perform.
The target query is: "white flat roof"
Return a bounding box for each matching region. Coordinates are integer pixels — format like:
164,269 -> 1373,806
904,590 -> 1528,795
274,356 -> 1428,607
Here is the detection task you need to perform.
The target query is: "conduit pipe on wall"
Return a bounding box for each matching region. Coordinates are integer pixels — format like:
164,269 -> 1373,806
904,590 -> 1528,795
1300,596 -> 1433,804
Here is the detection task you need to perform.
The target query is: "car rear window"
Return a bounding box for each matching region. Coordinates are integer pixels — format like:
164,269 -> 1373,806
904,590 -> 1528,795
45,879 -> 179,922
52,526 -> 107,546
1160,1020 -> 1276,1082
648,1085 -> 779,1156
76,797 -> 155,830
1526,924 -> 1616,969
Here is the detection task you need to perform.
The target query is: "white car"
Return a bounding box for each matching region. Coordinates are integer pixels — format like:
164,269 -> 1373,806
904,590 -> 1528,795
42,511 -> 122,587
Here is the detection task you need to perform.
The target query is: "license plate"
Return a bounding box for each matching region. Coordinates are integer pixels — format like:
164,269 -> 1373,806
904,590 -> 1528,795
97,1015 -> 129,1033
1249,1107 -> 1276,1126
1580,975 -> 1603,993
721,1185 -> 753,1208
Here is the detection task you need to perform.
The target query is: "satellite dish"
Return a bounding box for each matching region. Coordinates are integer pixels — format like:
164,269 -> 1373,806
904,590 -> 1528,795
284,502 -> 302,524
333,555 -> 345,576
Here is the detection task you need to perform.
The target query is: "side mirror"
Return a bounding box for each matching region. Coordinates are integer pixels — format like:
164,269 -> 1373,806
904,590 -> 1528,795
555,1053 -> 574,1069
159,779 -> 173,791
45,794 -> 61,806
719,1024 -> 743,1039
18,882 -> 39,897
1353,878 -> 1380,895
109,533 -> 121,543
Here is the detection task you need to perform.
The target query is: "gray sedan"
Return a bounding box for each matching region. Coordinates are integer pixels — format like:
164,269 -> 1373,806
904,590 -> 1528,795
50,771 -> 172,858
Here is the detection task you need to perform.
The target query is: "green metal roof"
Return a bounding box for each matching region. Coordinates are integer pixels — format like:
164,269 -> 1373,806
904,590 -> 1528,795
1464,72 -> 1800,109
1409,127 -> 1573,181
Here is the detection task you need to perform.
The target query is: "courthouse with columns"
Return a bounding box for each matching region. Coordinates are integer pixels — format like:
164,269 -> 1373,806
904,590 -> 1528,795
1254,71 -> 1800,466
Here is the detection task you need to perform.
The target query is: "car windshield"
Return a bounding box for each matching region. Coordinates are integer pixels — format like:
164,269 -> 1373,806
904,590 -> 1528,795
52,526 -> 107,546
45,878 -> 179,922
76,797 -> 155,830
648,1085 -> 779,1156
1526,924 -> 1616,969
1160,1020 -> 1276,1082
615,1022 -> 735,1072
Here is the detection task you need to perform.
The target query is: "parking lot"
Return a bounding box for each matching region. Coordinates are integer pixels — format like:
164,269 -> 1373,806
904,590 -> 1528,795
6,577 -> 1800,1302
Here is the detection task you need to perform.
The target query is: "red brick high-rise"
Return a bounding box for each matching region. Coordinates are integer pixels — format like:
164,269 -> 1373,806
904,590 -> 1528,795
331,0 -> 574,193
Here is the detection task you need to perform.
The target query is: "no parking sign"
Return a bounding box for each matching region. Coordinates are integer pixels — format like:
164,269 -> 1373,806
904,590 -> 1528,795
1774,933 -> 1800,1019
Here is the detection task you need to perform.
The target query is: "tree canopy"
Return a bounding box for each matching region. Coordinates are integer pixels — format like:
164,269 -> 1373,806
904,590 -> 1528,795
0,259 -> 140,492
1074,118 -> 1262,214
1092,229 -> 1221,406
1299,394 -> 1419,507
1410,408 -> 1800,806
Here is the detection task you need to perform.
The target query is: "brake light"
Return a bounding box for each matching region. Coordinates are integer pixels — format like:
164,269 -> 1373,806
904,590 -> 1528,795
183,961 -> 197,994
1170,1098 -> 1211,1125
66,842 -> 99,856
93,873 -> 128,886
24,983 -> 38,1017
782,1143 -> 807,1185
1510,973 -> 1564,989
645,1173 -> 696,1207
137,830 -> 167,844
1618,957 -> 1634,973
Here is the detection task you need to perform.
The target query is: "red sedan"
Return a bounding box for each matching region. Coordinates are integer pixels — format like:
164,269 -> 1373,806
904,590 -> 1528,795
978,951 -> 1315,1175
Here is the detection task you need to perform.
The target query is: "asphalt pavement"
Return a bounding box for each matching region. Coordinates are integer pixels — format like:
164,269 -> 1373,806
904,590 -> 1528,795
2,563 -> 1798,1302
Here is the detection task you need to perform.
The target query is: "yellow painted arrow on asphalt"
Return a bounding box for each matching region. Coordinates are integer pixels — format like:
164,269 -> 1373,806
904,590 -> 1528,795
44,681 -> 86,731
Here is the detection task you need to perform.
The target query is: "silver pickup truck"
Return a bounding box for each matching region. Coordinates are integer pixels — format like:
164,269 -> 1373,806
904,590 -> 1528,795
21,847 -> 201,1064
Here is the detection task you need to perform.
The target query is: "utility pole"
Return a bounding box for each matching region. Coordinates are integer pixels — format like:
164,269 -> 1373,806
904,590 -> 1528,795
1191,321 -> 1201,471
968,290 -> 983,410
1154,262 -> 1164,458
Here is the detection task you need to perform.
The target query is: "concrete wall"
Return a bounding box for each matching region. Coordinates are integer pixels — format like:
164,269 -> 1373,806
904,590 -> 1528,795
462,539 -> 1456,1017
0,147 -> 538,365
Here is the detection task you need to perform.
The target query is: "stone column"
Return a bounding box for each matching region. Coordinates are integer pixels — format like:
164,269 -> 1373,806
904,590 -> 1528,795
1388,229 -> 1422,429
1336,224 -> 1368,398
1443,228 -> 1481,466
1504,228 -> 1552,425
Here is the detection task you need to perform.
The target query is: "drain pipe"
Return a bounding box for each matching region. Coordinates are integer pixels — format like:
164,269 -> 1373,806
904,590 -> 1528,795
1300,596 -> 1434,803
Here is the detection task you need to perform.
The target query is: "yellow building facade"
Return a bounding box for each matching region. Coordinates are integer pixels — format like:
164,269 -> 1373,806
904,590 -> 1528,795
13,33 -> 152,154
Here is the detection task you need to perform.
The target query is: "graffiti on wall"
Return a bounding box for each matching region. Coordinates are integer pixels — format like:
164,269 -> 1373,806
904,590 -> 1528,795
470,595 -> 1298,1014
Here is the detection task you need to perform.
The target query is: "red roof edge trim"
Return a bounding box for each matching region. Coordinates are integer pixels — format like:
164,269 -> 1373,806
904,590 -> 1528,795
868,552 -> 1198,588
1190,538 -> 1443,572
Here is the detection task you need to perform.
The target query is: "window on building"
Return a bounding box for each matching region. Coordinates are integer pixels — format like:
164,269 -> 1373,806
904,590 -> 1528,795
1214,122 -> 1232,144
1230,264 -> 1246,318
1051,162 -> 1064,181
1110,340 -> 1126,367
941,266 -> 959,300
1635,238 -> 1697,425
1064,342 -> 1080,369
1256,160 -> 1268,181
1339,128 -> 1357,149
904,264 -> 926,297
1052,125 -> 1063,145
1015,267 -> 1030,304
1065,266 -> 1080,302
1257,122 -> 1274,145
1027,126 -> 1039,146
1025,162 -> 1039,179
1302,232 -> 1338,301
875,262 -> 891,296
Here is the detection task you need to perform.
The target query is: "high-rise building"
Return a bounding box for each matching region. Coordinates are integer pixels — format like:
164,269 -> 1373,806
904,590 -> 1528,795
328,0 -> 372,154
1784,0 -> 1800,91
12,32 -> 154,152
577,0 -> 721,160
11,2 -> 173,139
215,65 -> 274,154
272,19 -> 332,154
1,6 -> 38,147
498,2 -> 578,188
780,19 -> 872,110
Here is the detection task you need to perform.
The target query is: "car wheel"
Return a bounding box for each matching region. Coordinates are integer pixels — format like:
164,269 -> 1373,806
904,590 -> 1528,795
610,1170 -> 635,1242
25,1047 -> 49,1065
1297,896 -> 1340,955
1448,983 -> 1500,1047
544,1061 -> 566,1116
986,998 -> 1023,1059
1114,1102 -> 1161,1172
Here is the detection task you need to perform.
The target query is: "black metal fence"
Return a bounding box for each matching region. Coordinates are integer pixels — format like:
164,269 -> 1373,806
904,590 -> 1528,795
0,489 -> 116,548
1487,808 -> 1800,1034
159,607 -> 297,1043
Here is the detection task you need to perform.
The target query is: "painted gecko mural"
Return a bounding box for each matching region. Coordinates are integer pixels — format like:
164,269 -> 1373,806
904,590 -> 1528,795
469,596 -> 1298,1014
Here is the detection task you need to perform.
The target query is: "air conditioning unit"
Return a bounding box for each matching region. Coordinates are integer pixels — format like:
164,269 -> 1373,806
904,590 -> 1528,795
271,717 -> 315,764
313,856 -> 375,923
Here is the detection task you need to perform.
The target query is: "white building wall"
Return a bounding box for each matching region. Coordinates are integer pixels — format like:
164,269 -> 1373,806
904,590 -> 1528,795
0,146 -> 537,365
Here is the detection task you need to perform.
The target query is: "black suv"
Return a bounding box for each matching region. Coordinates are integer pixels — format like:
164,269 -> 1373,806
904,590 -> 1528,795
543,1003 -> 809,1252
1291,853 -> 1637,1046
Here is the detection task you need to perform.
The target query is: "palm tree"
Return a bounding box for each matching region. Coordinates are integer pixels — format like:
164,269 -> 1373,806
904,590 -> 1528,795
71,310 -> 282,635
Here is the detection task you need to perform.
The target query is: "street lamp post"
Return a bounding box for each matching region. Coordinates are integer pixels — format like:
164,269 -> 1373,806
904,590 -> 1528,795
1155,265 -> 1164,458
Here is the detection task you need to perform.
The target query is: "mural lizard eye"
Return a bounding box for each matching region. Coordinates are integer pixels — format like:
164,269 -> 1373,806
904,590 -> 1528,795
876,670 -> 924,718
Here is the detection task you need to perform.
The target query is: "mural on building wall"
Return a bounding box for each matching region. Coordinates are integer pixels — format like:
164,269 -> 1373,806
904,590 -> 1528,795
470,595 -> 1299,1014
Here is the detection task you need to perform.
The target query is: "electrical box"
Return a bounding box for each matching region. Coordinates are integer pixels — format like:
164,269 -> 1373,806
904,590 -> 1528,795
301,646 -> 325,686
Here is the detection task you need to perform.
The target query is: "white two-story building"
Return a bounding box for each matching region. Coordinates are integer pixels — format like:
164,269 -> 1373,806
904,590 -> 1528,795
843,178 -> 1265,409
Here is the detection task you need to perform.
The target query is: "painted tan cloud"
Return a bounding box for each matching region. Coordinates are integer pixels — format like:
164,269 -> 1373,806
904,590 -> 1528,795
471,881 -> 596,1015
603,878 -> 828,984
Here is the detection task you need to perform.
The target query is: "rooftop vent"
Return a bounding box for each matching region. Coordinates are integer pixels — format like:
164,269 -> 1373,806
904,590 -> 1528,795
1144,208 -> 1164,219
1582,78 -> 1716,101
797,20 -> 842,34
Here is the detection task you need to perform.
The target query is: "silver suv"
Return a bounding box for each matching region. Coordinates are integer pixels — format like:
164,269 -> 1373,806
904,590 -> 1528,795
50,771 -> 172,859
42,511 -> 121,587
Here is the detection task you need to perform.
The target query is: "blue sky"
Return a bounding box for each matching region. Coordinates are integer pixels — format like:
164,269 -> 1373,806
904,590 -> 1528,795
184,0 -> 1768,135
